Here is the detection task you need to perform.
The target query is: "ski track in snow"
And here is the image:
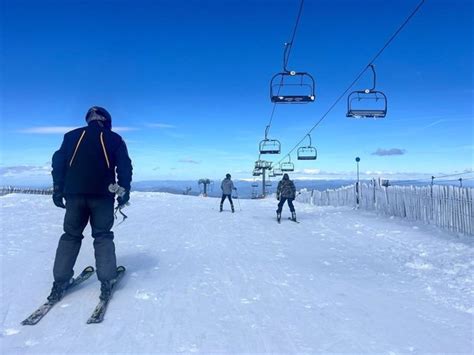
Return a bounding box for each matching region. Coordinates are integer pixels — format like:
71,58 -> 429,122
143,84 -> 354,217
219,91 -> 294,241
0,192 -> 473,354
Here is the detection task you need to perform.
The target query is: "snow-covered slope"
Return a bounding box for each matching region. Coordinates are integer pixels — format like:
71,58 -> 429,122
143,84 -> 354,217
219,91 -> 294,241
1,192 -> 472,354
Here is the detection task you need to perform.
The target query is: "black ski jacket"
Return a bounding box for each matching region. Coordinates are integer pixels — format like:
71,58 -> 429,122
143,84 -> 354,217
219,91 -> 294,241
52,123 -> 132,195
277,179 -> 296,199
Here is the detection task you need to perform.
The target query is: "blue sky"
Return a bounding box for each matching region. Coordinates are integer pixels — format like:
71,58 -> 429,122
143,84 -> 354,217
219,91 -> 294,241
0,0 -> 472,184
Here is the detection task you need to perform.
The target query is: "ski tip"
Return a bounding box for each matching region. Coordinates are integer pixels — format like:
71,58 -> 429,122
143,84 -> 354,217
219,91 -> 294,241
21,317 -> 41,326
84,266 -> 95,272
86,318 -> 101,324
117,266 -> 126,273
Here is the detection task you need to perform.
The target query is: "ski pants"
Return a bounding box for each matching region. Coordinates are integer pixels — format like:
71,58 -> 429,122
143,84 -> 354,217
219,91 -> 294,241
277,197 -> 295,213
53,195 -> 117,283
220,194 -> 234,208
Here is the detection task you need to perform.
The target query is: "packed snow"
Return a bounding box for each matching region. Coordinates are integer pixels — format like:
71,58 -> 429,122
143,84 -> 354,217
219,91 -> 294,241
0,192 -> 473,354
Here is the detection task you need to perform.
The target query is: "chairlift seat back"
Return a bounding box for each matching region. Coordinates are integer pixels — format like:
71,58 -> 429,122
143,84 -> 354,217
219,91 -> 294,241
270,71 -> 316,104
347,90 -> 387,119
297,146 -> 317,160
259,139 -> 281,154
280,162 -> 295,172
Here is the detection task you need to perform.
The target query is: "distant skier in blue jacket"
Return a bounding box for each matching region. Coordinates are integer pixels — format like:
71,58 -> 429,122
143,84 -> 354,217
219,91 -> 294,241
220,173 -> 236,212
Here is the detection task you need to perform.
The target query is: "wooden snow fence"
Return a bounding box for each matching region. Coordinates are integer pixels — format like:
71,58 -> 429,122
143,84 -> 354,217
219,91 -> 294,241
0,186 -> 53,196
297,184 -> 474,236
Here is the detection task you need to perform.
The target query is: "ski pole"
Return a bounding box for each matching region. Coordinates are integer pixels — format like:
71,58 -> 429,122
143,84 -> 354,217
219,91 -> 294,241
109,183 -> 129,226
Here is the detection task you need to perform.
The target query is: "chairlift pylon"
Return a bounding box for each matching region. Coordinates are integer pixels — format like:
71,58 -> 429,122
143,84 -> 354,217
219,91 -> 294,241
297,134 -> 318,160
259,126 -> 281,154
347,64 -> 387,119
254,158 -> 272,170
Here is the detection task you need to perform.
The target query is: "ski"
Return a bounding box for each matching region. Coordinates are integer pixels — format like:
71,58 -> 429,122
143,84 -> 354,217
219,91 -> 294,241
288,217 -> 300,223
21,266 -> 95,326
87,266 -> 126,324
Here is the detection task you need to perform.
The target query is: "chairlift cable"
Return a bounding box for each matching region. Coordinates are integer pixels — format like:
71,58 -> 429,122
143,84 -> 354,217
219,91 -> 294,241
403,171 -> 474,183
265,0 -> 306,137
283,0 -> 305,71
276,0 -> 426,165
379,171 -> 473,185
433,171 -> 473,179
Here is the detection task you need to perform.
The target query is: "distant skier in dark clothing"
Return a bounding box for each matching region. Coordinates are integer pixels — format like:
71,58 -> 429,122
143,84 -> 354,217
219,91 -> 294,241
276,173 -> 297,222
49,106 -> 132,301
220,173 -> 236,212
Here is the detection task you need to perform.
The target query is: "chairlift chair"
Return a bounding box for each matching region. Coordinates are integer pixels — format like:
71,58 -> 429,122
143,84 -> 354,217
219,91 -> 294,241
259,125 -> 281,154
270,71 -> 316,104
280,155 -> 295,172
297,134 -> 318,160
259,139 -> 281,154
273,167 -> 283,176
252,168 -> 263,177
347,64 -> 387,119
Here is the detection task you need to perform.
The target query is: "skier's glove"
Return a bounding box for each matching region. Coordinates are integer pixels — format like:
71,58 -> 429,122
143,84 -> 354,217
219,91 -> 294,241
277,195 -> 280,201
117,190 -> 130,208
52,184 -> 66,209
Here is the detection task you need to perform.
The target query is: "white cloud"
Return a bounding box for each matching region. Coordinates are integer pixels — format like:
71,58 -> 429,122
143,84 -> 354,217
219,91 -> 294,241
178,159 -> 200,165
372,148 -> 406,156
146,123 -> 176,129
114,127 -> 139,132
19,127 -> 77,134
0,165 -> 51,177
302,168 -> 321,175
18,126 -> 137,134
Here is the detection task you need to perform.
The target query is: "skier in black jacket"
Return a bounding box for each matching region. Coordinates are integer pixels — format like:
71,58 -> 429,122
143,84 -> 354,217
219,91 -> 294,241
276,173 -> 297,222
49,106 -> 132,301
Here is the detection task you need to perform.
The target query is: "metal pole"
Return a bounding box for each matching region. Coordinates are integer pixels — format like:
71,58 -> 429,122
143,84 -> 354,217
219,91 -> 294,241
355,157 -> 360,207
430,176 -> 435,198
262,168 -> 266,198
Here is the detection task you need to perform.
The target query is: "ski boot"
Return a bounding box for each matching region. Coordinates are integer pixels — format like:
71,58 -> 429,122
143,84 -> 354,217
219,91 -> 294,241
291,211 -> 297,222
219,204 -> 223,212
277,211 -> 281,223
231,205 -> 235,213
99,280 -> 113,301
47,279 -> 72,302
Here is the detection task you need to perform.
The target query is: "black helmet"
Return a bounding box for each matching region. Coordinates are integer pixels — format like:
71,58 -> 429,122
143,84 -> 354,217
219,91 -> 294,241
226,173 -> 231,179
85,106 -> 112,128
283,173 -> 289,180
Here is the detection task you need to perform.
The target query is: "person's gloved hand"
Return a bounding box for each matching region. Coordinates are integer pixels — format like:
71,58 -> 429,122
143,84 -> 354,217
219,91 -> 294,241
277,195 -> 280,201
52,185 -> 66,209
117,191 -> 130,208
